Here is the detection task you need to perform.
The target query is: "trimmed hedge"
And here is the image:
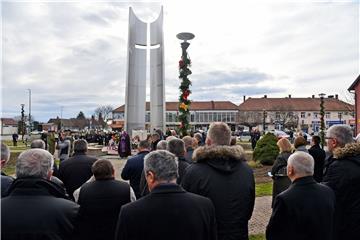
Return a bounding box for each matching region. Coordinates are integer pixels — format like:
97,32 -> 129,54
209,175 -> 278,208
253,132 -> 279,165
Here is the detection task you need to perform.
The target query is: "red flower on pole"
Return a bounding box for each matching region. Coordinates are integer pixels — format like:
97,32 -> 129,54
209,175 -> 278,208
179,59 -> 185,68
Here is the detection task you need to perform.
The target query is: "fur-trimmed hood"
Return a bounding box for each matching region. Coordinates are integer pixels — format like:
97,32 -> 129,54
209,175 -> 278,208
192,145 -> 246,173
333,142 -> 360,165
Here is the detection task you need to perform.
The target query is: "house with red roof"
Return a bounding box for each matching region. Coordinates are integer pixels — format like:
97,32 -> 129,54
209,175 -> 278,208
0,118 -> 18,135
239,95 -> 354,133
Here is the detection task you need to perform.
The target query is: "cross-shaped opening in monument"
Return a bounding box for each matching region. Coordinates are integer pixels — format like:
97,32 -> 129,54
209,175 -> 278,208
134,44 -> 160,50
134,38 -> 161,102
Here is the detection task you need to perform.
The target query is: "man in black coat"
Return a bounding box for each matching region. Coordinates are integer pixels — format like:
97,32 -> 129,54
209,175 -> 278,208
266,151 -> 335,240
167,138 -> 191,183
182,136 -> 195,163
308,135 -> 326,182
58,139 -> 97,200
323,124 -> 360,240
115,150 -> 217,240
76,159 -> 134,240
182,122 -> 255,240
121,140 -> 150,198
1,149 -> 78,240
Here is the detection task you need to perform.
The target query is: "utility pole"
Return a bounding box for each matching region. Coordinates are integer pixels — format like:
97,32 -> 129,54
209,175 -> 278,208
27,89 -> 32,132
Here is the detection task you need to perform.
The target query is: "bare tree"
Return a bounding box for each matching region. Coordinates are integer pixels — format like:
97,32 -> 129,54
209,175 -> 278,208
273,111 -> 299,130
238,111 -> 263,129
94,105 -> 114,121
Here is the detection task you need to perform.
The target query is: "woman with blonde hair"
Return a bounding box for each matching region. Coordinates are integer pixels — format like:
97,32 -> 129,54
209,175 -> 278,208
270,137 -> 293,206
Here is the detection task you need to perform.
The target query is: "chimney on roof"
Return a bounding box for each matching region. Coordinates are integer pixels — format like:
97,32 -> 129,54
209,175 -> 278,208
211,100 -> 215,110
264,95 -> 267,98
312,95 -> 315,98
335,94 -> 338,99
243,95 -> 246,102
288,94 -> 291,98
328,95 -> 334,99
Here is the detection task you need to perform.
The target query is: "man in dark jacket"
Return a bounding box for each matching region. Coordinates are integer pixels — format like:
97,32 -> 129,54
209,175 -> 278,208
121,140 -> 150,198
266,152 -> 335,240
167,138 -> 190,183
182,122 -> 255,240
150,133 -> 161,151
323,124 -> 360,240
182,136 -> 195,163
115,150 -> 217,240
1,149 -> 78,239
76,159 -> 133,240
58,139 -> 97,200
1,142 -> 14,198
308,135 -> 326,182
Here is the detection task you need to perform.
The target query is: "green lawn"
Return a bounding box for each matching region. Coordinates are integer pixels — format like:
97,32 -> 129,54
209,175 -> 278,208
249,234 -> 265,240
255,182 -> 272,197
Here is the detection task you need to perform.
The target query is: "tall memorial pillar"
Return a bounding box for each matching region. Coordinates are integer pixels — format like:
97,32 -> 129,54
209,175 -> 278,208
125,7 -> 165,136
149,7 -> 165,132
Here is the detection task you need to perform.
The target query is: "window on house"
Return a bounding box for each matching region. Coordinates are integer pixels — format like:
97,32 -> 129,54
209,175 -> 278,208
275,112 -> 280,119
326,112 -> 330,119
313,112 -> 318,118
301,112 -> 305,118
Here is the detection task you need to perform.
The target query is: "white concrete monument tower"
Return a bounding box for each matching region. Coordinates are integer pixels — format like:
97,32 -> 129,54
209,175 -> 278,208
125,7 -> 165,136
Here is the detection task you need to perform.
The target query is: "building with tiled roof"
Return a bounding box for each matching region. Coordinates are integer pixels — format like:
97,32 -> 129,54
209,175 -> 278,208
112,96 -> 354,133
348,74 -> 360,134
0,118 -> 18,135
239,95 -> 354,133
47,117 -> 104,131
113,101 -> 239,131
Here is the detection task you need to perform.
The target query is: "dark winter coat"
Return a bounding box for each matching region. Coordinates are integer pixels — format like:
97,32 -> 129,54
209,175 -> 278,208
185,147 -> 194,163
182,145 -> 255,240
322,142 -> 360,240
308,144 -> 326,182
266,176 -> 335,240
58,152 -> 97,199
1,171 -> 14,198
76,178 -> 131,240
1,178 -> 79,240
121,151 -> 149,199
115,183 -> 217,240
177,156 -> 190,184
271,151 -> 292,206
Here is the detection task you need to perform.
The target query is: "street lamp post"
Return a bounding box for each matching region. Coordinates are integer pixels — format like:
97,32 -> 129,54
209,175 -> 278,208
60,106 -> 64,131
338,112 -> 342,124
263,109 -> 267,133
319,93 -> 326,149
27,89 -> 31,132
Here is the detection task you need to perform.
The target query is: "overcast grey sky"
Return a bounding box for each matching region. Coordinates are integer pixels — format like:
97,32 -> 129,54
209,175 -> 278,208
1,0 -> 359,122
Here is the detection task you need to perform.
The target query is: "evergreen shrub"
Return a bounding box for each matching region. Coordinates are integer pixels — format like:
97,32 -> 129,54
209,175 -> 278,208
253,132 -> 279,165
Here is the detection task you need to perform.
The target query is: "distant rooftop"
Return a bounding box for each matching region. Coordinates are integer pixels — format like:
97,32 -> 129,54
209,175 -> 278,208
239,96 -> 353,112
113,101 -> 239,112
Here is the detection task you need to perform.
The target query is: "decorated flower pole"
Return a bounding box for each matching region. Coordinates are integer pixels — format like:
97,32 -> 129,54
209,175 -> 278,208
176,32 -> 195,136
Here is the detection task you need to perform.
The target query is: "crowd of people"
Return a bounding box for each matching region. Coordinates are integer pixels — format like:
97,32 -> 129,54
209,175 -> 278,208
1,122 -> 360,240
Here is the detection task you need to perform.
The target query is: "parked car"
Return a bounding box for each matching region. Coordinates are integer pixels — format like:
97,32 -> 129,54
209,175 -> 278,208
269,130 -> 290,139
238,131 -> 251,142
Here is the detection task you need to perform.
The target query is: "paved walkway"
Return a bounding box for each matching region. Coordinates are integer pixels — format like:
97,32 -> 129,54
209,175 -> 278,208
104,156 -> 272,235
249,196 -> 272,235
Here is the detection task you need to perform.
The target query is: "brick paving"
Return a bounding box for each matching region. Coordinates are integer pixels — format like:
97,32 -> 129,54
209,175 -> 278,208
249,196 -> 272,235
